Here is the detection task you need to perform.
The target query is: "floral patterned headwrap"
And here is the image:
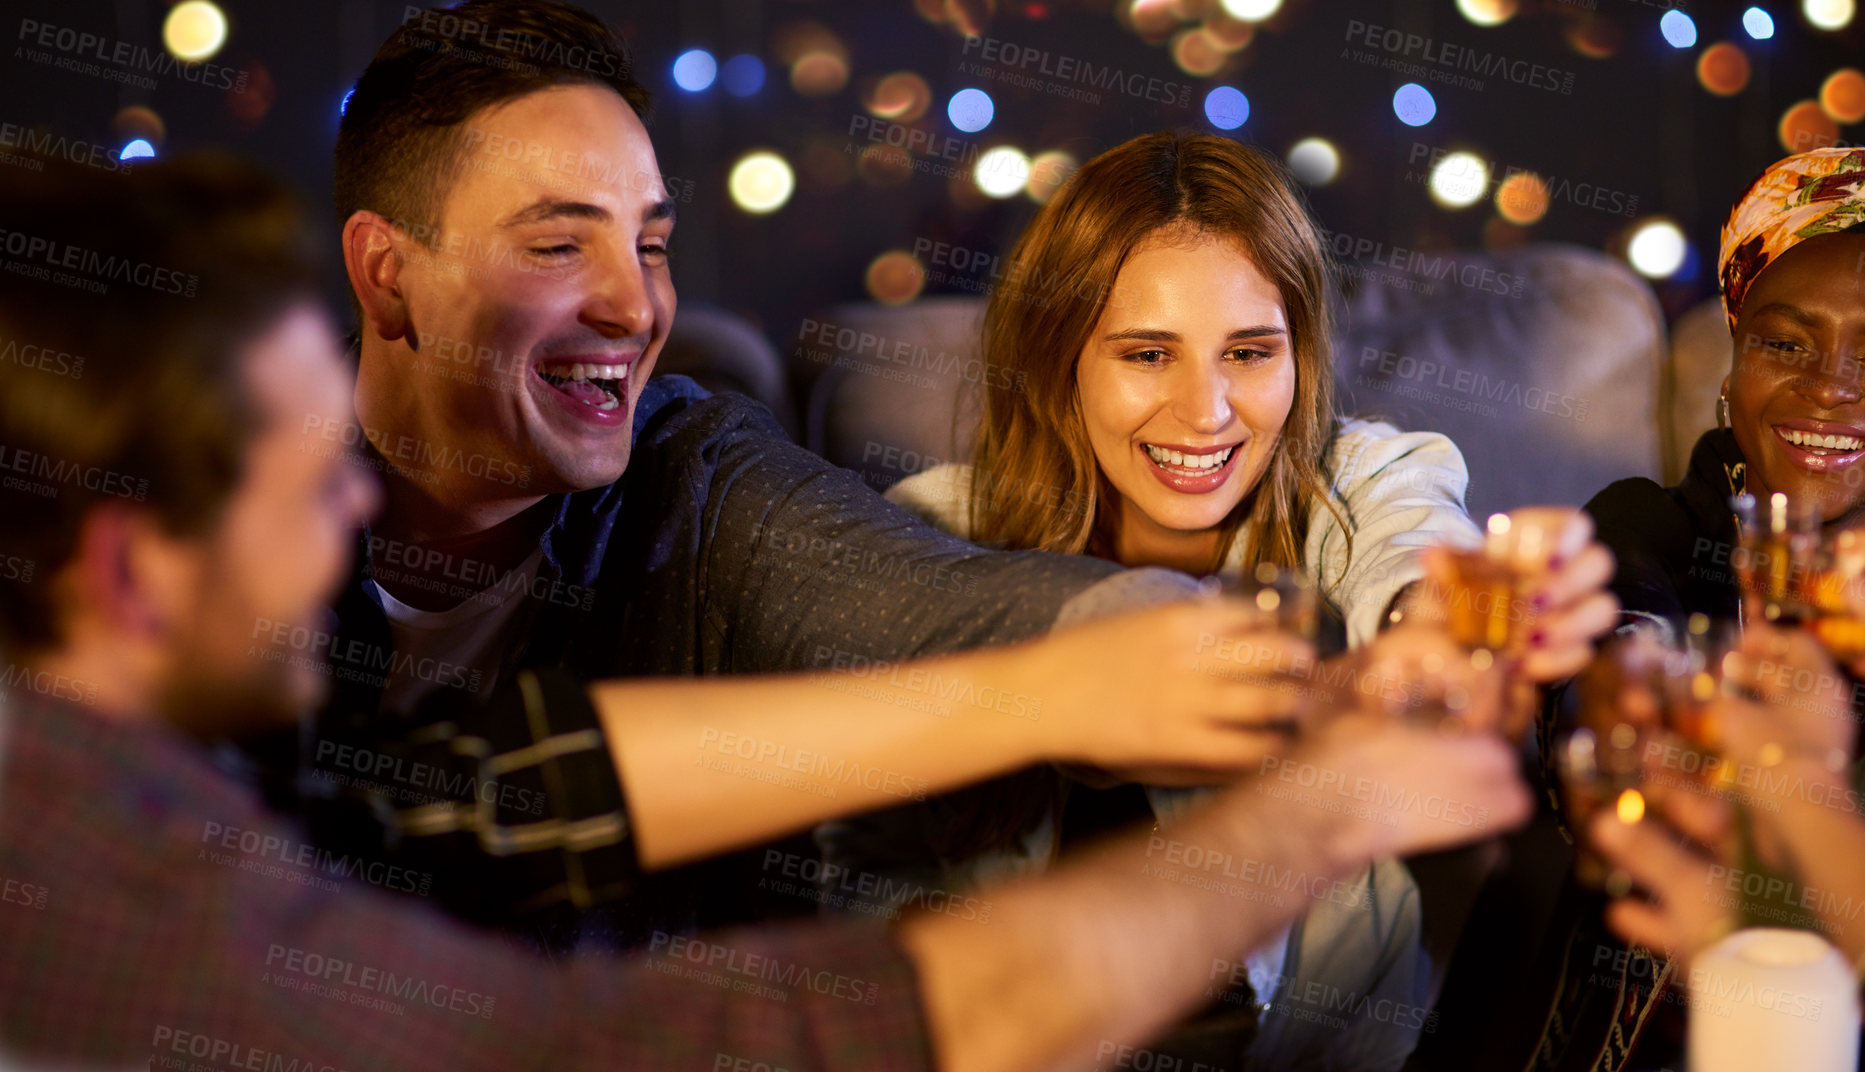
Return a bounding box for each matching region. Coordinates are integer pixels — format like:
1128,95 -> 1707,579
1719,147 -> 1865,335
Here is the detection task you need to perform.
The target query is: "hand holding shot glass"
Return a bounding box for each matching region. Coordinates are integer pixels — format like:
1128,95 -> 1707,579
1557,630 -> 1678,892
1420,506 -> 1620,686
1190,562 -> 1322,734
1211,563 -> 1511,734
1559,618 -> 1739,817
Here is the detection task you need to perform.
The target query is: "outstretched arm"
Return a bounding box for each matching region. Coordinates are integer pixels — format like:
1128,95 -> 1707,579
900,716 -> 1533,1072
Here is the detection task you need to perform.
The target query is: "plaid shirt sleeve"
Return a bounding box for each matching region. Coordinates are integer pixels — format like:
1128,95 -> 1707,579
293,667 -> 648,933
0,692 -> 936,1072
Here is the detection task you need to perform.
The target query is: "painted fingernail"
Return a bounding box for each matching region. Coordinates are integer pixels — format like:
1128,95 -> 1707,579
1532,593 -> 1551,613
1530,630 -> 1547,647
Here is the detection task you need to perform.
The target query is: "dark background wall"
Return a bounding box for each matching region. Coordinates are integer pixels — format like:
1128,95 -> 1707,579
4,0 -> 1859,342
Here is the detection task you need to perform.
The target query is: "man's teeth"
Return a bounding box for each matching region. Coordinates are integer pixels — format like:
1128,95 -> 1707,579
537,362 -> 629,410
548,362 -> 629,382
1143,444 -> 1236,470
1781,428 -> 1864,452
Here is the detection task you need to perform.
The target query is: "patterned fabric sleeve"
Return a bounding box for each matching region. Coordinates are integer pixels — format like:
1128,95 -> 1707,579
0,692 -> 936,1072
294,668 -> 643,936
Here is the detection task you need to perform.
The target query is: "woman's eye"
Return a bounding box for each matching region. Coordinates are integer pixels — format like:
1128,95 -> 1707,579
1124,350 -> 1167,365
530,243 -> 580,259
1228,348 -> 1271,363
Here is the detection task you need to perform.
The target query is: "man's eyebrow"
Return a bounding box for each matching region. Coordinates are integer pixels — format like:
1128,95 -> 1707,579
645,199 -> 675,225
1102,326 -> 1285,342
497,199 -> 612,228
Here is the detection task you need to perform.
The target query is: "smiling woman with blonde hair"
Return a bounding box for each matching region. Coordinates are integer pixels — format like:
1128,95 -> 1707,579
820,130 -> 1618,1068
825,131 -> 1493,1071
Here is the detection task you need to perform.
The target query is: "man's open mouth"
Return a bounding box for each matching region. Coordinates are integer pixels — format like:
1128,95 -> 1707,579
535,360 -> 630,412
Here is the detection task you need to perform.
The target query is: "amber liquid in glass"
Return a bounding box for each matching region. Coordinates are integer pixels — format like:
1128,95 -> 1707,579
1445,553 -> 1519,651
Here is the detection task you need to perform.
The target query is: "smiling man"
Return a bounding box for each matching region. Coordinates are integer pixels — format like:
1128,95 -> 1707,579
293,0 -> 1252,949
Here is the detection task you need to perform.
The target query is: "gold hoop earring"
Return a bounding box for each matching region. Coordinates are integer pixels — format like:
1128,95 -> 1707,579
1717,391 -> 1730,430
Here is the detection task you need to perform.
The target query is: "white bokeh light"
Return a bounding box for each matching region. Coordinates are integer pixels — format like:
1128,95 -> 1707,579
974,147 -> 1032,198
729,151 -> 795,214
163,1 -> 228,61
1806,0 -> 1857,30
1627,219 -> 1687,278
1427,151 -> 1490,209
1220,0 -> 1283,19
1286,138 -> 1340,185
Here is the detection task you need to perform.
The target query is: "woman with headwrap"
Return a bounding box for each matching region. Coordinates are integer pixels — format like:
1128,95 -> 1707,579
1505,147 -> 1865,1072
1588,146 -> 1865,632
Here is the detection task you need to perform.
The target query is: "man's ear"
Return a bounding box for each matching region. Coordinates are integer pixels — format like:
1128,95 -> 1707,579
342,210 -> 413,346
64,503 -> 201,641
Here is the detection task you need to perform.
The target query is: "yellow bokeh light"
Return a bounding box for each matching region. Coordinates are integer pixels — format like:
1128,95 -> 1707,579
1128,0 -> 1181,36
111,106 -> 166,146
1496,172 -> 1550,225
1615,788 -> 1645,824
791,51 -> 849,97
1456,0 -> 1517,27
1696,42 -> 1751,97
1171,28 -> 1227,77
163,0 -> 228,62
866,251 -> 927,306
1026,150 -> 1077,203
867,72 -> 932,122
1780,99 -> 1841,154
1822,69 -> 1865,123
1204,13 -> 1256,51
728,151 -> 795,214
1564,15 -> 1621,59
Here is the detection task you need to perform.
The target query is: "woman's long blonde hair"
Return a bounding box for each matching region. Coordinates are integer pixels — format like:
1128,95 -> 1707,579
938,132 -> 1348,860
967,130 -> 1343,576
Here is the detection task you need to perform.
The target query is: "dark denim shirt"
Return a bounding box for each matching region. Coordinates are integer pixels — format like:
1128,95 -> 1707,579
273,376 -> 1128,951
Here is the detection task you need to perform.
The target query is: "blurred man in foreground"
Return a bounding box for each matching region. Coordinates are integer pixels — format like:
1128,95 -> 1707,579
0,153 -> 1532,1072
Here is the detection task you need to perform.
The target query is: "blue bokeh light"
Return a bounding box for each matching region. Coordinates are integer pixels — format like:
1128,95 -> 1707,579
1743,6 -> 1775,39
339,88 -> 355,116
120,139 -> 156,161
1392,83 -> 1436,127
721,54 -> 764,96
672,49 -> 717,92
1659,10 -> 1698,48
1204,86 -> 1250,130
947,88 -> 994,132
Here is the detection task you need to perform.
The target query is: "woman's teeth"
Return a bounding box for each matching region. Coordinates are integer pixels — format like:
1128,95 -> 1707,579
1780,427 -> 1864,453
1143,444 -> 1236,471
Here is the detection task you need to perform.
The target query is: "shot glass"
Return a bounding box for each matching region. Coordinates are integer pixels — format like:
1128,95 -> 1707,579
1436,514 -> 1535,655
1371,648 -> 1483,730
1808,529 -> 1865,662
1733,492 -> 1820,625
1207,561 -> 1321,642
1556,722 -> 1647,892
